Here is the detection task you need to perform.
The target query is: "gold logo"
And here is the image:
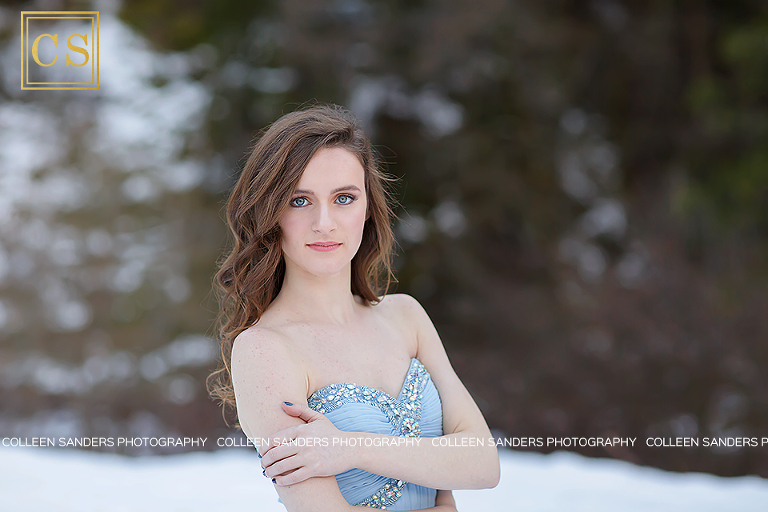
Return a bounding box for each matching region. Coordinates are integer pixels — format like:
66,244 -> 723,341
21,11 -> 99,90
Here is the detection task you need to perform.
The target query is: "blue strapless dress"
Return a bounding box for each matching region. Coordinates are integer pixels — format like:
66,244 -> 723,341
279,357 -> 443,510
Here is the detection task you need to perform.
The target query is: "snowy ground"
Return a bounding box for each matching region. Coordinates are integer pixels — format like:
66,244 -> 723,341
1,446 -> 766,511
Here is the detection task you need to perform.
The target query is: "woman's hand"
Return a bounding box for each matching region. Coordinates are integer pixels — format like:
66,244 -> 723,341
260,402 -> 355,485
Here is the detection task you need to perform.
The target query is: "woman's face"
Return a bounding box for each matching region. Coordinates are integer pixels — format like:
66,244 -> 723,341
279,146 -> 368,279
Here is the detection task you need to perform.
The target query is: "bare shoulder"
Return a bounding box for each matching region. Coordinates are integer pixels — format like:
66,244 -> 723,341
378,294 -> 459,391
377,293 -> 433,335
374,293 -> 430,353
376,292 -> 428,323
231,324 -> 292,378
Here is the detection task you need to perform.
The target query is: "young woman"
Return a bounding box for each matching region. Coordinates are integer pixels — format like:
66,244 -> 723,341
208,104 -> 500,511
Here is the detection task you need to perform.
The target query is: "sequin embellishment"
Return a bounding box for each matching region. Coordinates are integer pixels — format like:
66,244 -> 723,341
307,358 -> 430,509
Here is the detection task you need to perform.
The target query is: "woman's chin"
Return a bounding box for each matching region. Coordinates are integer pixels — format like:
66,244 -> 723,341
301,263 -> 350,278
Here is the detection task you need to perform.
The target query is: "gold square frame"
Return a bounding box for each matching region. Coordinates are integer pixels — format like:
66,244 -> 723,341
21,11 -> 100,90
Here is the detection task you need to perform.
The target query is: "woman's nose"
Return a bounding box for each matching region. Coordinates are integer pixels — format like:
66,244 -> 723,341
312,203 -> 336,233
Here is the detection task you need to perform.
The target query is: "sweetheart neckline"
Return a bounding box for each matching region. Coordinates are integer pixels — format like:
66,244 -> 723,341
308,357 -> 421,403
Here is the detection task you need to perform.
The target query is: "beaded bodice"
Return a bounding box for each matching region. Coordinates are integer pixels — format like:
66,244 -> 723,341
306,358 -> 443,509
308,357 -> 428,438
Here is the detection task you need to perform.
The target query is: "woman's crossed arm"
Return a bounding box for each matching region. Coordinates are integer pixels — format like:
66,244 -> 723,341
231,325 -> 461,511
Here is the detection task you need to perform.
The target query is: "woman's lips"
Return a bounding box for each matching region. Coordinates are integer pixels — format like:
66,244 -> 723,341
307,242 -> 342,252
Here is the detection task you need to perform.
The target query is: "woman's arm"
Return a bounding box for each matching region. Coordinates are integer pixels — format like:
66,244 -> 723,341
232,328 -> 362,512
261,294 -> 500,491
353,293 -> 501,489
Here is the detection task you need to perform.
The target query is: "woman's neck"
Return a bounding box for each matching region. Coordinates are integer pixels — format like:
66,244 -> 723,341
273,264 -> 361,326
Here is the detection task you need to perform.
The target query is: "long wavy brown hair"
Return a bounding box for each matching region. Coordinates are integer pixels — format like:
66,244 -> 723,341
207,104 -> 399,422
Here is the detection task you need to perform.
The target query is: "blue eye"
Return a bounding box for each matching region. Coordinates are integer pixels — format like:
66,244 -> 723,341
290,197 -> 308,207
337,194 -> 355,204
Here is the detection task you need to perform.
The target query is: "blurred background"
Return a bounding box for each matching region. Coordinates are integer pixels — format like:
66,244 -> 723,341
1,0 -> 766,479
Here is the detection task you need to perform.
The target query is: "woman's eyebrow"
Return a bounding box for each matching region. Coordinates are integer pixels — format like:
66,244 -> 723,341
292,185 -> 362,195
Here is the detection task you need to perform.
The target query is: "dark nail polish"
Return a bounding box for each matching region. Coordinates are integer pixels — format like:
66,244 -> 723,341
262,469 -> 266,477
284,401 -> 293,406
272,478 -> 276,484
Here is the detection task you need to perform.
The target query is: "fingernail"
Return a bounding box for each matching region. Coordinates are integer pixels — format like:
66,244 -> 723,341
272,478 -> 276,484
284,401 -> 293,406
262,469 -> 267,477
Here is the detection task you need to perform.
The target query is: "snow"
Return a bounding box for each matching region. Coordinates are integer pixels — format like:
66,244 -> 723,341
1,446 -> 766,511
